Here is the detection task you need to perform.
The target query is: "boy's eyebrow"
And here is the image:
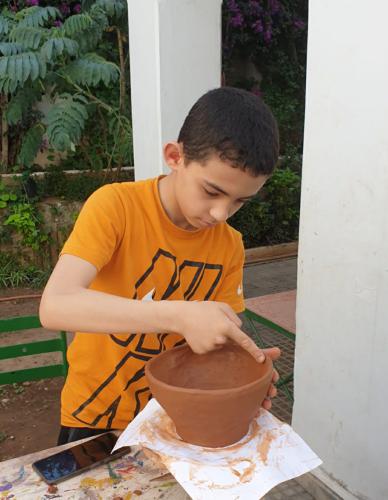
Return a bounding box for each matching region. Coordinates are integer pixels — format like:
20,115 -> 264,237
204,181 -> 256,200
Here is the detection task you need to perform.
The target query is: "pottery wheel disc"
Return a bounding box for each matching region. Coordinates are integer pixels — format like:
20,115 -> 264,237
140,407 -> 261,466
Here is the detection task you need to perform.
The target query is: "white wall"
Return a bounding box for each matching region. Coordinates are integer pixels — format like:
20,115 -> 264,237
293,1 -> 388,498
128,0 -> 222,180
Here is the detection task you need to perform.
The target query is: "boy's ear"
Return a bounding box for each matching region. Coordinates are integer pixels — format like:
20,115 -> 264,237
163,142 -> 185,171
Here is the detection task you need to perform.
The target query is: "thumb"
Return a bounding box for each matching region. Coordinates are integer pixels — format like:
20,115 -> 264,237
227,323 -> 265,363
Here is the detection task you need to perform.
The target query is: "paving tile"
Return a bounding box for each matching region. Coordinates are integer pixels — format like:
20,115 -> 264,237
243,258 -> 315,500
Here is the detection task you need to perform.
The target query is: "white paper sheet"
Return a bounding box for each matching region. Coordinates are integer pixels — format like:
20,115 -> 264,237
113,399 -> 322,499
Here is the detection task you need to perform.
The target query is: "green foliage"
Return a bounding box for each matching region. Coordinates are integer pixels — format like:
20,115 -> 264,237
222,0 -> 307,153
0,15 -> 10,36
0,252 -> 50,288
0,182 -> 17,209
108,114 -> 133,166
0,51 -> 47,89
265,167 -> 301,243
17,6 -> 61,28
229,198 -> 272,248
18,123 -> 45,166
36,165 -> 133,201
1,1 -> 131,170
94,0 -> 125,18
6,86 -> 42,125
46,94 -> 88,151
63,53 -> 119,86
9,26 -> 47,49
4,201 -> 48,251
229,167 -> 301,248
41,36 -> 79,59
0,42 -> 24,55
63,13 -> 93,36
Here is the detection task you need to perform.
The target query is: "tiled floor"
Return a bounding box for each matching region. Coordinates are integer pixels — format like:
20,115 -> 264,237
243,256 -> 297,425
242,258 -> 315,500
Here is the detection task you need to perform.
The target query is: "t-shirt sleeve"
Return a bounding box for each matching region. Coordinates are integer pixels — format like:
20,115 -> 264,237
213,232 -> 245,313
60,184 -> 125,271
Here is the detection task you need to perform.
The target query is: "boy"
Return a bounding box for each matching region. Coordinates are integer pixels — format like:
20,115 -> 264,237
40,87 -> 281,445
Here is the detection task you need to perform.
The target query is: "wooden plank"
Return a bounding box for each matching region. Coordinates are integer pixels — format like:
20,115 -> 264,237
244,241 -> 298,265
0,339 -> 63,360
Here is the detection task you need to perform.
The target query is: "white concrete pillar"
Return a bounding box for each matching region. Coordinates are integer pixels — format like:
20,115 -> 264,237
293,1 -> 388,499
127,0 -> 222,180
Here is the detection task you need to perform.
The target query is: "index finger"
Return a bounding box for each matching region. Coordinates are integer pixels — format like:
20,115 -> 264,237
227,323 -> 266,363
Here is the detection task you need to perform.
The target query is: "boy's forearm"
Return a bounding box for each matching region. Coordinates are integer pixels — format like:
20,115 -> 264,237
39,288 -> 181,335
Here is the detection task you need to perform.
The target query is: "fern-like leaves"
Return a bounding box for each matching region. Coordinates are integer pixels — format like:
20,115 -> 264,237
18,6 -> 61,28
108,114 -> 133,164
63,53 -> 119,86
6,86 -> 42,125
46,95 -> 88,151
0,42 -> 24,56
0,77 -> 18,94
41,37 -> 79,60
0,15 -> 10,36
94,0 -> 126,19
18,123 -> 45,167
0,52 -> 46,87
63,13 -> 93,36
9,26 -> 47,50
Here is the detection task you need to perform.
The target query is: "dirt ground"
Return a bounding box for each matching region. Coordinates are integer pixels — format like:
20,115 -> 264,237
0,290 -> 66,462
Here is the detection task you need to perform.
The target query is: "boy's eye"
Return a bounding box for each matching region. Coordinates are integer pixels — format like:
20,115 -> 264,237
204,188 -> 218,197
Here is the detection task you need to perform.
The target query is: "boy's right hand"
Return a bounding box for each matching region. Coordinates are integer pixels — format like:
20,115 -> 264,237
171,301 -> 265,363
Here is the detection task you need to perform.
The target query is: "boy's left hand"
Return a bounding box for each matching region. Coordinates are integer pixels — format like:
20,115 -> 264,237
261,347 -> 281,410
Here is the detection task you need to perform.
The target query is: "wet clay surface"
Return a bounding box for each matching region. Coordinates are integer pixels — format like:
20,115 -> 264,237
150,343 -> 269,390
146,344 -> 273,447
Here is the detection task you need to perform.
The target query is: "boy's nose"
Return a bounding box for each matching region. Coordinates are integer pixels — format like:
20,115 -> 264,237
209,205 -> 229,222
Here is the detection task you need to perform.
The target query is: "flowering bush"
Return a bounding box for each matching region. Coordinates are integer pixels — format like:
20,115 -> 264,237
8,0 -> 82,17
223,0 -> 306,56
222,0 -> 308,154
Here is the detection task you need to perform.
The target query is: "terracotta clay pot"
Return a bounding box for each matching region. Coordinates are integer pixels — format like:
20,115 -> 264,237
145,343 -> 273,448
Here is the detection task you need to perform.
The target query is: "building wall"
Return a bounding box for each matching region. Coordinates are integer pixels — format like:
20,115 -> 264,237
128,0 -> 222,179
293,1 -> 388,498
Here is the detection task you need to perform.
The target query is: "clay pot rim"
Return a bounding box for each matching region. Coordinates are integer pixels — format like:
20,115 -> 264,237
145,344 -> 273,396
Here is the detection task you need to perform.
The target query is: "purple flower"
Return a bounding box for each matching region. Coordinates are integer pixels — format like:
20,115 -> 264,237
268,0 -> 281,15
53,19 -> 62,27
293,18 -> 306,30
230,12 -> 244,28
249,1 -> 262,15
227,0 -> 240,14
73,3 -> 81,14
263,28 -> 272,43
59,3 -> 70,15
26,0 -> 39,5
251,19 -> 263,33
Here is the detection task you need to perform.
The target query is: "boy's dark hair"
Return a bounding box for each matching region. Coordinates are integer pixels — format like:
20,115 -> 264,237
178,87 -> 279,176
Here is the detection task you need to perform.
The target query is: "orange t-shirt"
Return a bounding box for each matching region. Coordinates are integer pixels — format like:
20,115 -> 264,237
60,177 -> 245,429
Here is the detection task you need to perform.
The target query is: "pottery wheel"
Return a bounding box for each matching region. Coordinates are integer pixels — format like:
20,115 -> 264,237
139,405 -> 261,466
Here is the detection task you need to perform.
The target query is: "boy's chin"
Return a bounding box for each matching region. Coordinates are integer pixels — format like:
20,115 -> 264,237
182,216 -> 206,231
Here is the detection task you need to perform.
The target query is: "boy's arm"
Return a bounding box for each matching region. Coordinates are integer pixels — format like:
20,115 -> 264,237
39,254 -> 266,362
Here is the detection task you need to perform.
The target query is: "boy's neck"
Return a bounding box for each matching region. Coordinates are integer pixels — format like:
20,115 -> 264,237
158,174 -> 198,231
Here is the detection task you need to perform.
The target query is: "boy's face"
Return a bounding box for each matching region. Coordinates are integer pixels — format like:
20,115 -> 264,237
163,142 -> 268,231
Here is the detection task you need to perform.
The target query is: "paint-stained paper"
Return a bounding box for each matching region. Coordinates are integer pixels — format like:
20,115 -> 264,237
113,399 -> 322,499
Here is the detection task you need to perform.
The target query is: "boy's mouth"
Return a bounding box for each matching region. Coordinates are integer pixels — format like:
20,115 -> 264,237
199,219 -> 216,227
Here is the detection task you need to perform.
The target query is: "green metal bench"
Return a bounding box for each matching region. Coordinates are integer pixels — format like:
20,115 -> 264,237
0,315 -> 68,385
